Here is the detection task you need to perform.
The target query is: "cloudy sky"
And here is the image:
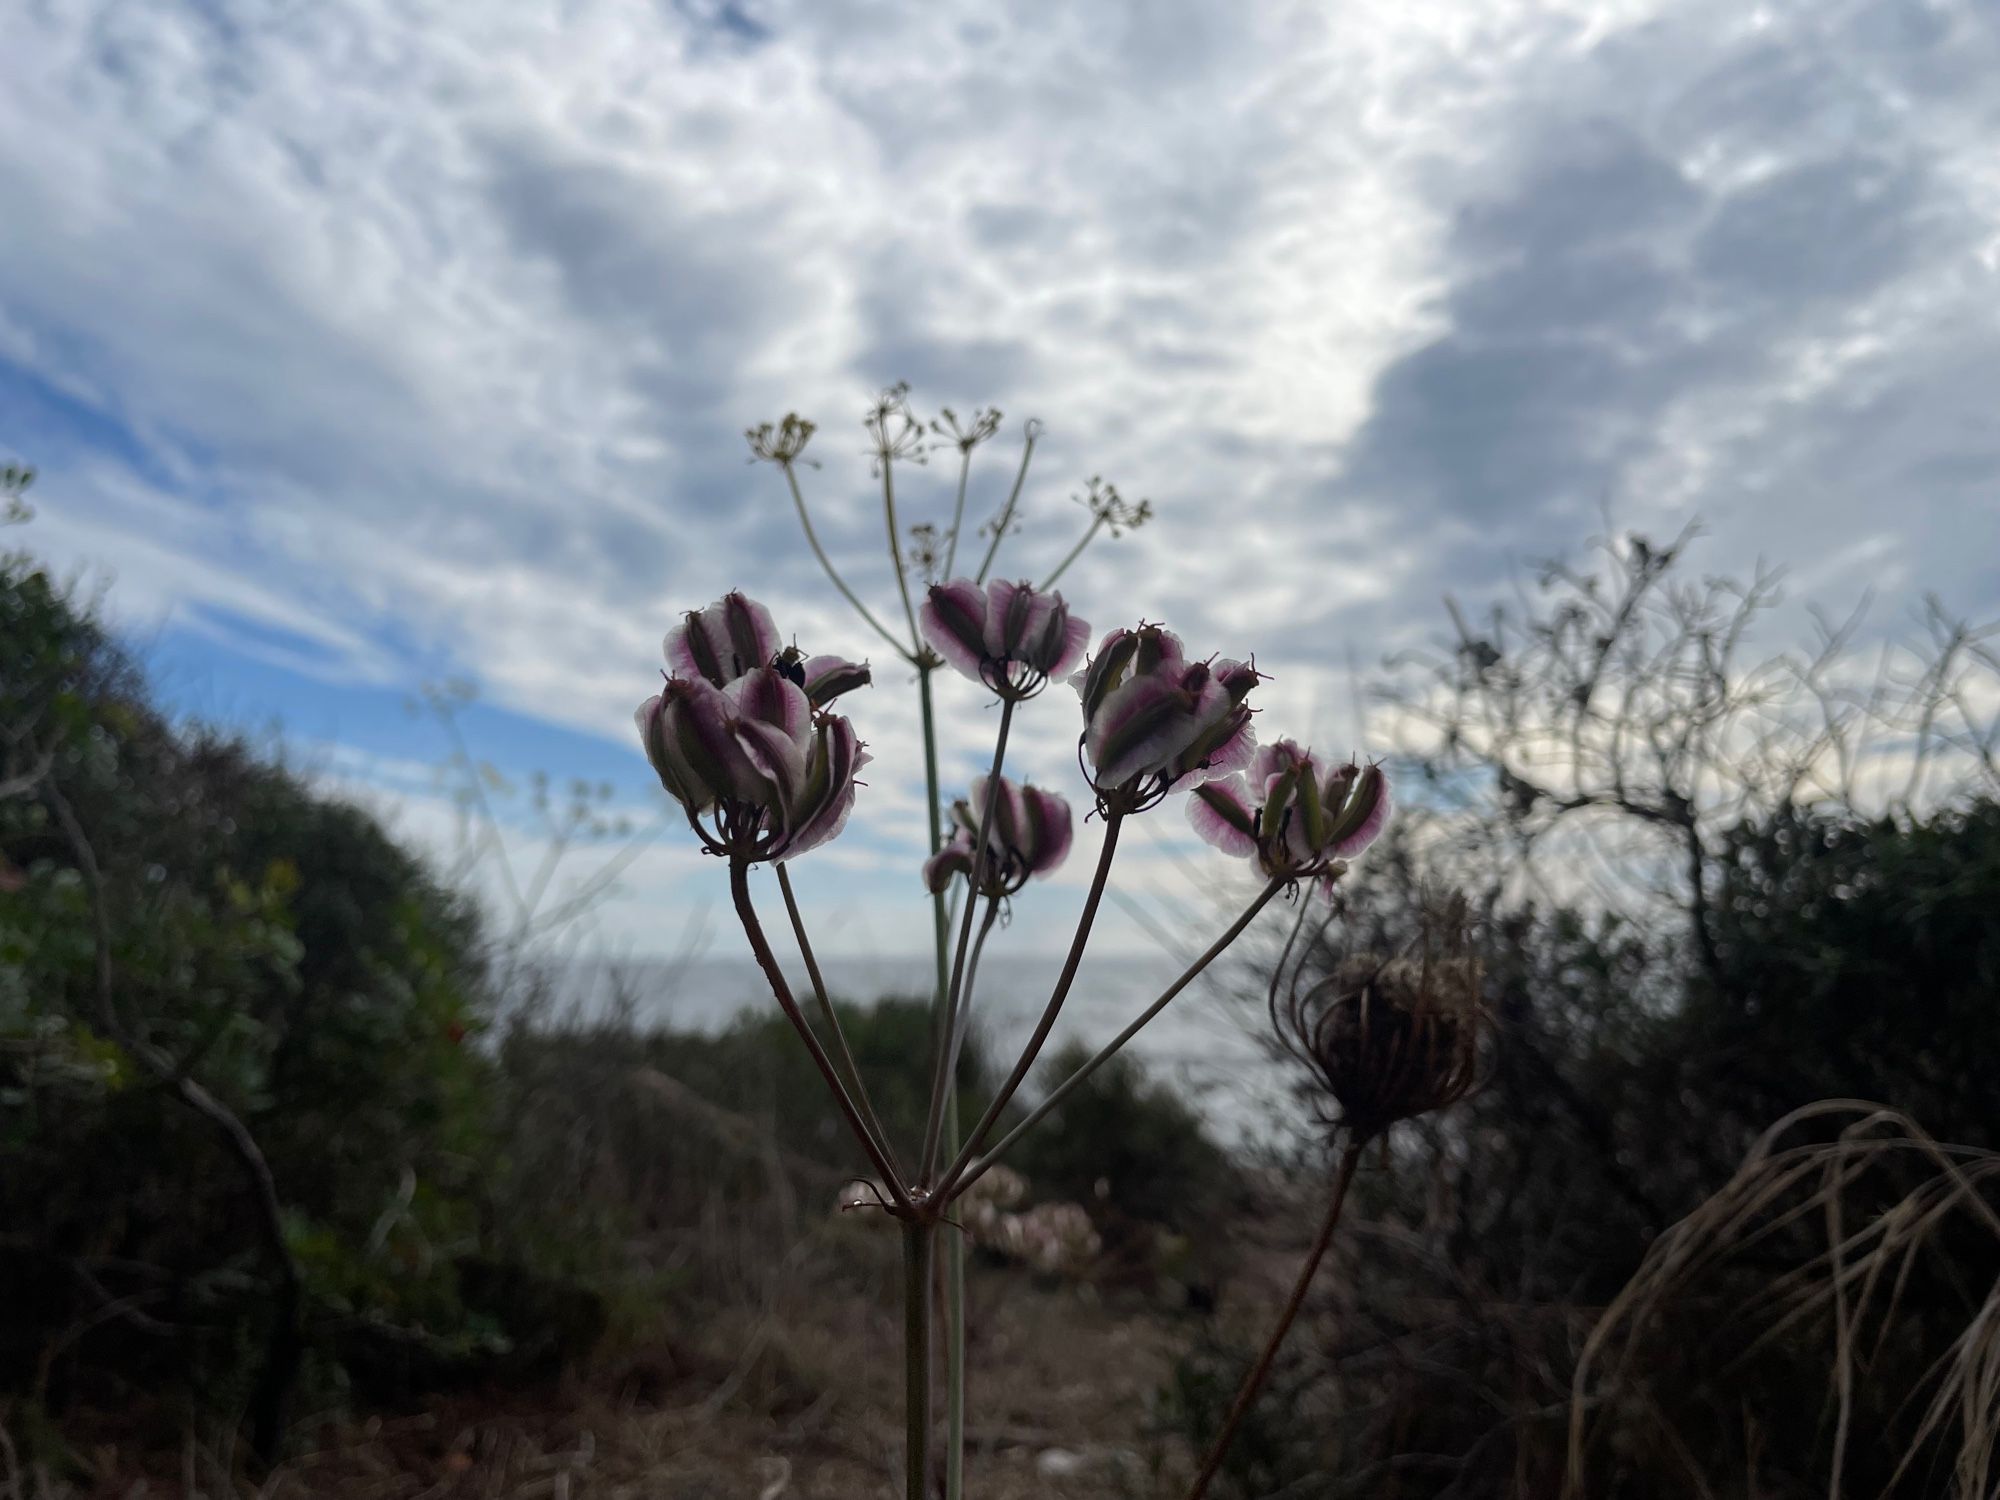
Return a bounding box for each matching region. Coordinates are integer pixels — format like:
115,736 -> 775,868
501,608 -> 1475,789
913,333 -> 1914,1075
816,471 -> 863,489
4,0 -> 1996,961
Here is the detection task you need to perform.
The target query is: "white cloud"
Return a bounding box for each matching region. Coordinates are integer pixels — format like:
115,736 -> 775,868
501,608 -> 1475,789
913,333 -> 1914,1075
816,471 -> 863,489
2,0 -> 1996,954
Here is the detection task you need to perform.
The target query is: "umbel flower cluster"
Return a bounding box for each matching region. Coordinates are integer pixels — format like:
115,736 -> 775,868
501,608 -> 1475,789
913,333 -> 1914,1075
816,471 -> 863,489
641,388 -> 1461,1500
639,580 -> 1384,892
635,593 -> 869,862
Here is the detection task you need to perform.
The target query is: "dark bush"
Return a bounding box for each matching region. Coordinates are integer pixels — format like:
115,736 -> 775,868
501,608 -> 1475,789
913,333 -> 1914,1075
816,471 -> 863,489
0,550 -> 610,1452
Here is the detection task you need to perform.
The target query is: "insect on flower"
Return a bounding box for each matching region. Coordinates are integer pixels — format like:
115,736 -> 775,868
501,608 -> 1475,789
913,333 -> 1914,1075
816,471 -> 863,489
636,594 -> 869,864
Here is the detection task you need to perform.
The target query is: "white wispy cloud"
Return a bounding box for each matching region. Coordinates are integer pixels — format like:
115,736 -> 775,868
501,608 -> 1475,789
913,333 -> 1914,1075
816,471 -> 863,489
2,0 -> 1994,953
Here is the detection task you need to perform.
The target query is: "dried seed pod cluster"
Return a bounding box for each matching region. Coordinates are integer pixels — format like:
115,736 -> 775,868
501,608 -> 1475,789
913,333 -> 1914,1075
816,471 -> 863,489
1277,951 -> 1486,1138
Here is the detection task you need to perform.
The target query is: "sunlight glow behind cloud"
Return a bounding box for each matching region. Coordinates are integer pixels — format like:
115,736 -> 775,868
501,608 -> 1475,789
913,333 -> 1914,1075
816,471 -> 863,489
2,0 -> 1994,953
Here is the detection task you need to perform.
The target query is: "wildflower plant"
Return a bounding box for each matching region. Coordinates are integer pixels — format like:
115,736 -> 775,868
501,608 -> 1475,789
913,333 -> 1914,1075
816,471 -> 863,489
1184,893 -> 1490,1498
643,384 -> 1402,1497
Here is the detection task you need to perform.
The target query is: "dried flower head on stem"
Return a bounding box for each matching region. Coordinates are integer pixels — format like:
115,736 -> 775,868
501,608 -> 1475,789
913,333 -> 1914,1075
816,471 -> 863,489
1274,893 -> 1488,1139
865,381 -> 929,472
746,413 -> 818,468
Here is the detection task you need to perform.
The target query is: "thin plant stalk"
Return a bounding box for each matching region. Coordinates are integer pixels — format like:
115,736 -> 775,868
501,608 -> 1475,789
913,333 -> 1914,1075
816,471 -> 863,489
943,445 -> 973,579
775,862 -> 902,1180
728,861 -> 912,1212
944,895 -> 1002,1092
920,696 -> 1018,1181
903,1220 -> 935,1500
973,422 -> 1040,584
1038,514 -> 1104,591
939,813 -> 1124,1191
918,663 -> 969,1500
1185,1139 -> 1368,1500
943,1146 -> 966,1500
952,877 -> 1286,1198
781,460 -> 911,659
878,444 -> 924,648
933,893 -> 996,1497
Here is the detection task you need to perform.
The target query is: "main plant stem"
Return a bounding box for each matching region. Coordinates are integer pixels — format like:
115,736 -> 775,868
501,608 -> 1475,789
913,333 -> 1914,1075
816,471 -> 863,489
917,666 -> 967,1499
920,695 -> 1017,1181
1185,1140 -> 1367,1500
904,1220 -> 935,1500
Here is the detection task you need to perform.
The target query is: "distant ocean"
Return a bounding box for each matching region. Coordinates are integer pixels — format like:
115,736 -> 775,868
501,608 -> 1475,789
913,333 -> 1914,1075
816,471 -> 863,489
552,947 -> 1298,1146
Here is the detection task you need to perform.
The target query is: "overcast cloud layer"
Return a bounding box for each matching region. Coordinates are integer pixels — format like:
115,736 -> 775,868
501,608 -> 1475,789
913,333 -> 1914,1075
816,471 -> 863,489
3,0 -> 1996,956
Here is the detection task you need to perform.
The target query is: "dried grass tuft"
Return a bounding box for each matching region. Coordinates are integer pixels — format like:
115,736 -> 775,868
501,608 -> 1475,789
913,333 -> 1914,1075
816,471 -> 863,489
1567,1099 -> 2000,1499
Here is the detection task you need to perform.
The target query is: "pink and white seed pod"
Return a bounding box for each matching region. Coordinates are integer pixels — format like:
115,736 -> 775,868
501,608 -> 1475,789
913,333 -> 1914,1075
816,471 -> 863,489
664,591 -> 783,688
1189,739 -> 1390,892
920,578 -> 1091,700
638,594 -> 870,864
922,775 -> 1073,897
1071,623 -> 1263,811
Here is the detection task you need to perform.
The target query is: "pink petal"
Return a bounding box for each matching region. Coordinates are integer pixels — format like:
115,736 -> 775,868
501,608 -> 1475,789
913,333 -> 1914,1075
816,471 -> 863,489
921,579 -> 991,682
1087,673 -> 1205,788
1046,612 -> 1092,679
800,654 -> 871,707
1329,764 -> 1390,857
733,716 -> 808,808
984,579 -> 1059,662
1250,738 -> 1308,789
725,667 -> 812,742
779,716 -> 865,859
1187,775 -> 1259,856
718,592 -> 780,675
1022,785 -> 1073,877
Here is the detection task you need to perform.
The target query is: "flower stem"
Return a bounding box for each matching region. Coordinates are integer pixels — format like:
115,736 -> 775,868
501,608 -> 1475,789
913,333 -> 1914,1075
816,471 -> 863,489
879,448 -> 924,651
728,860 -> 912,1211
973,421 -> 1041,585
918,666 -> 968,1500
774,862 -> 902,1181
944,895 -> 1002,1090
920,696 -> 1017,1182
780,460 -> 911,658
938,813 -> 1124,1194
952,878 -> 1284,1199
903,1219 -> 935,1500
1037,513 -> 1103,591
1184,1140 -> 1367,1500
943,445 -> 973,579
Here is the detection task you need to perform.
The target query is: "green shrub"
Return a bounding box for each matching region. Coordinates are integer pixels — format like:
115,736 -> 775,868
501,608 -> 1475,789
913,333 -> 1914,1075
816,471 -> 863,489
0,550 -> 612,1446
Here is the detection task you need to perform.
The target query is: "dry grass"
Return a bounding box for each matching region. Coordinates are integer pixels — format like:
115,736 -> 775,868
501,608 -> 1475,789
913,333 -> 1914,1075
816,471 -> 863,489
1567,1100 -> 2000,1499
3,1238 -> 1197,1500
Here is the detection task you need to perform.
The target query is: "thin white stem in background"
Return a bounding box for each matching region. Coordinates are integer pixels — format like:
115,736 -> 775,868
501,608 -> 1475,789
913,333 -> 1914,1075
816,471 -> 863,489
781,461 -> 911,658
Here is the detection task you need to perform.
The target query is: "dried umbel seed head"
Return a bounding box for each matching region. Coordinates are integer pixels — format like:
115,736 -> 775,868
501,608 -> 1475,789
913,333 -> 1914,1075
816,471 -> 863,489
745,413 -> 817,466
1277,953 -> 1486,1138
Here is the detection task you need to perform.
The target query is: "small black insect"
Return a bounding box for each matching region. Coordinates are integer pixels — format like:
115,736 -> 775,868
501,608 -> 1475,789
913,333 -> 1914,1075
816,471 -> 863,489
772,644 -> 808,689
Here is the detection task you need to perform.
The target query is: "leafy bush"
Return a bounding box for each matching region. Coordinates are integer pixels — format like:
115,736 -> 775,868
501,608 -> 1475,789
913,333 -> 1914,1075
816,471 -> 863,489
1185,529 -> 2000,1497
0,550 -> 610,1452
